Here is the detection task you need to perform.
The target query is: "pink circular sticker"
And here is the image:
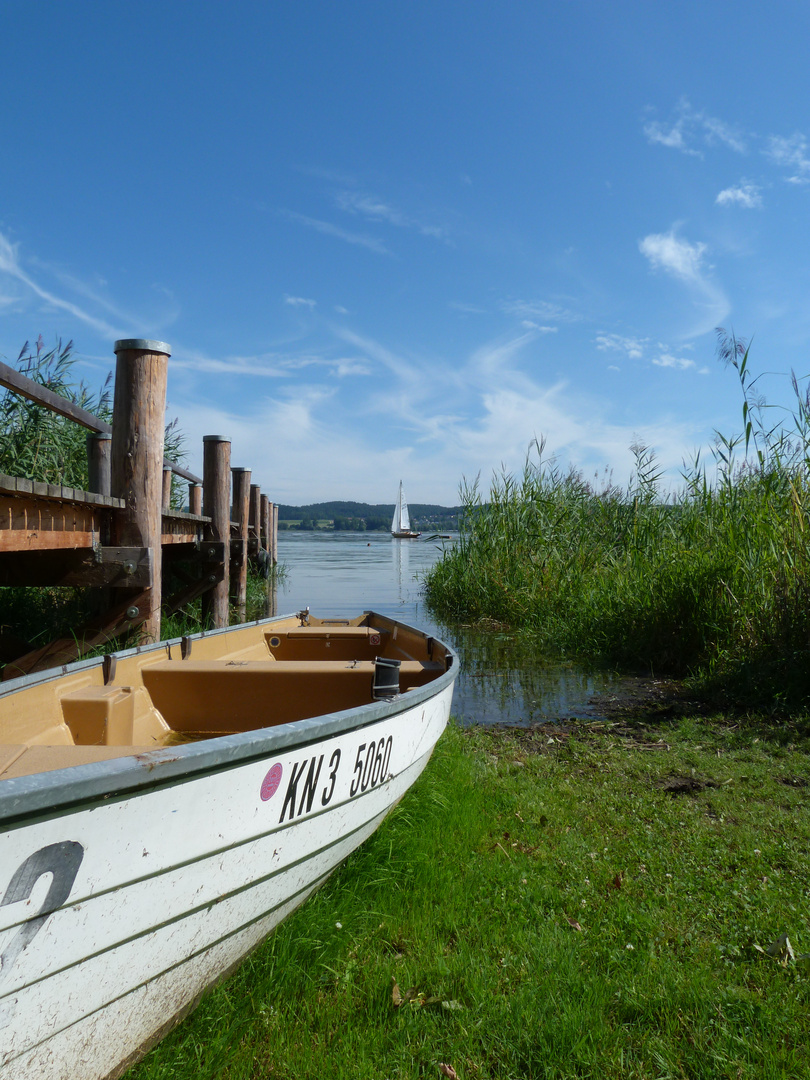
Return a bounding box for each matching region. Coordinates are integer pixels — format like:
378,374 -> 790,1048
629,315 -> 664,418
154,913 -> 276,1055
260,763 -> 283,801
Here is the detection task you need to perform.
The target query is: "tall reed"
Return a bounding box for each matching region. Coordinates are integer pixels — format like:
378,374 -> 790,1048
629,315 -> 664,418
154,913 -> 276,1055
424,332 -> 810,709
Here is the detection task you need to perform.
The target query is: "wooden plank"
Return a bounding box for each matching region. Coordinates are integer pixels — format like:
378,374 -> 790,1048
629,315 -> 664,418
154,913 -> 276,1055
160,530 -> 201,545
0,476 -> 124,509
0,358 -> 112,432
167,461 -> 202,485
0,531 -> 97,552
0,547 -> 152,587
0,495 -> 110,550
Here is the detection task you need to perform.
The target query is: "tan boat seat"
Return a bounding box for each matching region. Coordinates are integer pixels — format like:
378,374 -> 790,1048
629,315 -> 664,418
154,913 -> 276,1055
142,658 -> 442,735
60,685 -> 136,746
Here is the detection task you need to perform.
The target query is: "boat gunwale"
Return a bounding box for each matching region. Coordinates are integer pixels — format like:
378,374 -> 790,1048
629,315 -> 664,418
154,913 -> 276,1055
0,611 -> 457,825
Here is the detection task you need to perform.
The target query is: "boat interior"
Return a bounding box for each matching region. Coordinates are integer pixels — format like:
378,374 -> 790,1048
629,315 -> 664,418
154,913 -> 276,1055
0,613 -> 452,781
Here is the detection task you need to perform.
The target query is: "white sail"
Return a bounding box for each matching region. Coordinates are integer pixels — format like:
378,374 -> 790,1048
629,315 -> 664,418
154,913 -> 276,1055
399,486 -> 411,531
391,481 -> 411,534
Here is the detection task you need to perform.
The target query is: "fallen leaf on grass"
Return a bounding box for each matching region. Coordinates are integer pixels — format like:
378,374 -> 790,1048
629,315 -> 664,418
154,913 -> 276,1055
439,1065 -> 459,1079
753,935 -> 797,966
609,871 -> 624,891
766,934 -> 795,965
392,978 -> 463,1012
566,917 -> 583,931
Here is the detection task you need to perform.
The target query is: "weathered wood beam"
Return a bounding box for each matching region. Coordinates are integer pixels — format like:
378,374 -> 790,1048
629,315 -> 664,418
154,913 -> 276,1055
163,566 -> 224,616
0,547 -> 152,588
0,358 -> 112,432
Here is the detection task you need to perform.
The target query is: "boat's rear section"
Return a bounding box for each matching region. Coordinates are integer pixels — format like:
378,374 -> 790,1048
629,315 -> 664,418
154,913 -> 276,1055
0,611 -> 456,1080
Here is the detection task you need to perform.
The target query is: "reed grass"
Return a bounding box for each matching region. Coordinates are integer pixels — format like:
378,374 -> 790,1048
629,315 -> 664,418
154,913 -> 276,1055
424,333 -> 810,710
130,717 -> 810,1079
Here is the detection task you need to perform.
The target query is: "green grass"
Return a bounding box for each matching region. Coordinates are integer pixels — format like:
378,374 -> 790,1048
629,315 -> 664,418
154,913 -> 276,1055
130,717 -> 810,1079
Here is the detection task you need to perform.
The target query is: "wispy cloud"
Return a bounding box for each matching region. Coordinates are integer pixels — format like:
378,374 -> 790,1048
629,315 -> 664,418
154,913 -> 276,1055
335,190 -> 448,242
716,180 -> 763,208
644,113 -> 701,156
702,115 -> 747,153
501,298 -> 579,323
282,210 -> 390,255
643,100 -> 747,157
449,301 -> 488,315
0,230 -> 123,338
652,353 -> 696,371
639,230 -> 707,284
595,334 -> 648,360
766,133 -> 810,184
284,294 -> 317,308
639,227 -> 729,334
171,347 -> 368,380
331,359 -> 372,377
520,321 -> 558,332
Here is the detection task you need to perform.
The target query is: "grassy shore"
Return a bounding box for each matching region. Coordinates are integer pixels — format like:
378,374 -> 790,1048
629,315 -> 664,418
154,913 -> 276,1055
131,712 -> 810,1080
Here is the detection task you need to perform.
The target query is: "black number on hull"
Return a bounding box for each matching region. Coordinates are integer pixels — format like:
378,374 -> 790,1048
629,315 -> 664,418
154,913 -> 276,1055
0,841 -> 85,1025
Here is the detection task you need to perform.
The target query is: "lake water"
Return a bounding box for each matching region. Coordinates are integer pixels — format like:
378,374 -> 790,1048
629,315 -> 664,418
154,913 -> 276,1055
271,530 -> 619,727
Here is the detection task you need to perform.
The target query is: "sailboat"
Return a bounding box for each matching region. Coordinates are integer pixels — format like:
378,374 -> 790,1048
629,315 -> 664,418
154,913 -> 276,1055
391,480 -> 421,538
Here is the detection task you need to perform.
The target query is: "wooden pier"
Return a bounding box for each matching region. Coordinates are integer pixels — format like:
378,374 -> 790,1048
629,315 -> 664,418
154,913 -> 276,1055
0,339 -> 278,678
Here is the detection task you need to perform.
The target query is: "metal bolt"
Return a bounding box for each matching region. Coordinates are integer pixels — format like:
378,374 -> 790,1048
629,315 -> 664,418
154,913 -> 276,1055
123,561 -> 135,575
125,606 -> 140,619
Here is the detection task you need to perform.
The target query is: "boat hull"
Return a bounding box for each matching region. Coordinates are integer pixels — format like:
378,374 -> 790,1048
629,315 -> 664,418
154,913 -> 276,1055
0,615 -> 456,1080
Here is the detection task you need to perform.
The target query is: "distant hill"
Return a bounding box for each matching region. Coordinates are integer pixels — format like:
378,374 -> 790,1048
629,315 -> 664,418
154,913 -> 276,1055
277,501 -> 464,531
277,501 -> 464,520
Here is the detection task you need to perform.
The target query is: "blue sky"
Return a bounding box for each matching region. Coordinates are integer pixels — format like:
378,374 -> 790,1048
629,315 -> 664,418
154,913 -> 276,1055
2,1 -> 810,505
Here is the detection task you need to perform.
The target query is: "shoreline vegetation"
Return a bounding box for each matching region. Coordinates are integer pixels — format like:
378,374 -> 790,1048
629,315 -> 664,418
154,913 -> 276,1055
425,332 -> 810,715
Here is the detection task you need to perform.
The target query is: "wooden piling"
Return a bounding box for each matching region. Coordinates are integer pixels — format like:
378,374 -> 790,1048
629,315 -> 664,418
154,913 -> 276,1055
202,435 -> 231,628
230,467 -> 251,618
260,495 -> 270,558
110,339 -> 170,643
271,502 -> 278,564
162,466 -> 173,512
188,483 -> 202,516
249,483 -> 261,541
86,432 -> 112,497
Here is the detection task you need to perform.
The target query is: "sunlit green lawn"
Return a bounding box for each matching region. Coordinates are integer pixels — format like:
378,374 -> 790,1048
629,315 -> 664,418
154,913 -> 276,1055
131,716 -> 810,1080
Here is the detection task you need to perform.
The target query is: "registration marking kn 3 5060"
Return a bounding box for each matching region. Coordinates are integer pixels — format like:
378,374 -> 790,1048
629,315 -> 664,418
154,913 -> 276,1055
260,734 -> 395,823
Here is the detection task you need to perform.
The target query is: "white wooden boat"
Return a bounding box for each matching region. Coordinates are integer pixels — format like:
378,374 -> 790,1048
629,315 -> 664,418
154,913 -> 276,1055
0,610 -> 456,1080
391,481 -> 421,539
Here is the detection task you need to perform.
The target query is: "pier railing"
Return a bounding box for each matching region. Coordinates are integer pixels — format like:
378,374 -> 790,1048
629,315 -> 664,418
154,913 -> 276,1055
0,338 -> 278,677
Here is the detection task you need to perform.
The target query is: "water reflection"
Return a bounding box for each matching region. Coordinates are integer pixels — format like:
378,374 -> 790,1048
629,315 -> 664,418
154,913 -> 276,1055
274,531 -> 617,726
